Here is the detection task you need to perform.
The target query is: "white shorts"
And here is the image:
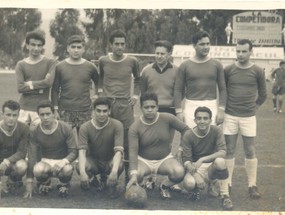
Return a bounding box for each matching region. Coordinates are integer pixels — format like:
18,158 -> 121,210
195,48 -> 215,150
196,162 -> 212,181
184,99 -> 217,128
138,154 -> 173,174
18,110 -> 40,125
223,114 -> 256,137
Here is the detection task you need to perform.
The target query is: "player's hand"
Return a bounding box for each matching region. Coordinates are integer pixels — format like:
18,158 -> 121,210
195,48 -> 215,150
186,164 -> 196,174
126,174 -> 138,190
23,181 -> 34,199
176,112 -> 184,122
175,150 -> 183,164
0,162 -> 8,176
91,94 -> 99,102
128,96 -> 138,106
80,172 -> 90,191
107,171 -> 118,187
53,159 -> 67,173
54,110 -> 60,120
216,108 -> 225,126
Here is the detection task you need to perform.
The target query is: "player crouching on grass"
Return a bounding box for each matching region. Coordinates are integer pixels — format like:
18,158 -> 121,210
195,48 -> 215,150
127,92 -> 188,200
0,100 -> 29,197
24,101 -> 77,198
77,97 -> 124,198
181,106 -> 231,210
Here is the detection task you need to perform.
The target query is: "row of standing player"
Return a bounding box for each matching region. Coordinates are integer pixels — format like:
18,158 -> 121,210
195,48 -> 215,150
0,29 -> 268,210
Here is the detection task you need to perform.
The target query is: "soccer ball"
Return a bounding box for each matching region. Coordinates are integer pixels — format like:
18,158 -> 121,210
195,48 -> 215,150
125,185 -> 147,208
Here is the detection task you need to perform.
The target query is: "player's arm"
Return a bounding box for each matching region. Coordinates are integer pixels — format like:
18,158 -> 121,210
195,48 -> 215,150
15,62 -> 38,94
5,125 -> 29,163
174,66 -> 185,120
108,121 -> 124,186
126,125 -> 140,189
51,67 -> 60,115
91,64 -> 100,99
181,131 -> 196,174
256,68 -> 267,108
97,58 -> 104,95
140,68 -> 148,95
29,60 -> 57,90
132,57 -> 141,98
216,62 -> 227,125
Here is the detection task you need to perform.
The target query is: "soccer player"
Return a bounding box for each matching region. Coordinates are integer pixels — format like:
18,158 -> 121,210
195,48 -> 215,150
24,101 -> 77,198
98,30 -> 140,184
220,39 -> 267,206
77,97 -> 124,198
140,40 -> 178,189
127,92 -> 188,199
0,100 -> 29,197
181,106 -> 230,209
174,30 -> 227,128
271,60 -> 285,113
15,31 -> 57,126
51,35 -> 99,133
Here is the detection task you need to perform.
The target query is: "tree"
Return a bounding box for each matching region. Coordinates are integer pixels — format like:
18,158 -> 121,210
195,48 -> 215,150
50,9 -> 83,60
0,8 -> 42,68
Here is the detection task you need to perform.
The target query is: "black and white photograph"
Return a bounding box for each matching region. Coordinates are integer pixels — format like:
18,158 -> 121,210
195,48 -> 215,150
0,0 -> 284,214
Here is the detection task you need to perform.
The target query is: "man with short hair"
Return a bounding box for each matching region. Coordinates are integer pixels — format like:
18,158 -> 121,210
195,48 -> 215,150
220,39 -> 267,207
15,31 -> 57,126
51,35 -> 99,133
141,40 -> 178,189
77,97 -> 124,198
271,60 -> 285,113
181,106 -> 230,209
98,30 -> 140,184
24,101 -> 77,198
0,100 -> 29,197
127,92 -> 188,200
174,30 -> 227,128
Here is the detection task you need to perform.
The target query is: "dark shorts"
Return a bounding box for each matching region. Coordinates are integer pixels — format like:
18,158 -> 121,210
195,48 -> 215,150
108,98 -> 134,129
59,109 -> 92,129
272,86 -> 285,95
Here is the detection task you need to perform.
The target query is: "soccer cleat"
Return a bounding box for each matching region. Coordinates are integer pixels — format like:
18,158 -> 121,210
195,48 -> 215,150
37,179 -> 52,196
278,109 -> 282,113
170,184 -> 182,193
144,177 -> 155,190
106,185 -> 120,199
249,186 -> 261,199
5,179 -> 23,194
90,175 -> 106,191
221,195 -> 233,210
273,107 -> 277,112
57,183 -> 70,198
159,184 -> 171,199
189,187 -> 200,201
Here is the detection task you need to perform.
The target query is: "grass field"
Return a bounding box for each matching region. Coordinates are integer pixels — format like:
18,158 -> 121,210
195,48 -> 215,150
0,72 -> 284,213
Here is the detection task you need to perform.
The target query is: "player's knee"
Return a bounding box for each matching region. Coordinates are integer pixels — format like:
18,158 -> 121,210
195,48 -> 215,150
33,162 -> 50,177
14,159 -> 28,175
183,174 -> 196,191
169,165 -> 185,183
61,164 -> 73,177
213,158 -> 226,170
244,147 -> 256,159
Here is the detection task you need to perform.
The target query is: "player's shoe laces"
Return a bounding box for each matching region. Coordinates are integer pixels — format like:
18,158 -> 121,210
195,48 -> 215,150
57,183 -> 70,198
207,180 -> 220,197
37,179 -> 52,195
144,176 -> 155,190
248,186 -> 261,199
189,187 -> 200,201
221,195 -> 233,210
159,184 -> 171,199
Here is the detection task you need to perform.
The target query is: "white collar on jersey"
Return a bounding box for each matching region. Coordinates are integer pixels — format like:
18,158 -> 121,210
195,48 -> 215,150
108,53 -> 128,63
24,55 -> 44,64
192,125 -> 211,138
140,113 -> 160,125
91,118 -> 110,130
235,61 -> 255,69
40,120 -> 59,135
0,121 -> 18,137
189,56 -> 211,64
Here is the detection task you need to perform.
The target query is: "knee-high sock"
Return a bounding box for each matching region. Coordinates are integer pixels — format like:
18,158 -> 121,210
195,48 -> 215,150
273,98 -> 277,107
279,100 -> 283,110
245,158 -> 258,187
220,158 -> 235,196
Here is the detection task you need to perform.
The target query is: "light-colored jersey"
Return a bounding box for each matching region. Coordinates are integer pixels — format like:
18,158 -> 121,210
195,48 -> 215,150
174,58 -> 226,109
78,118 -> 124,161
141,62 -> 178,108
0,121 -> 29,163
224,63 -> 267,117
51,59 -> 99,111
181,125 -> 226,163
128,113 -> 189,171
98,54 -> 140,98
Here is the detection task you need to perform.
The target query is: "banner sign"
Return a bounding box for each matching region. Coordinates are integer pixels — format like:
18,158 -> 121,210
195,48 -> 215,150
232,11 -> 282,45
